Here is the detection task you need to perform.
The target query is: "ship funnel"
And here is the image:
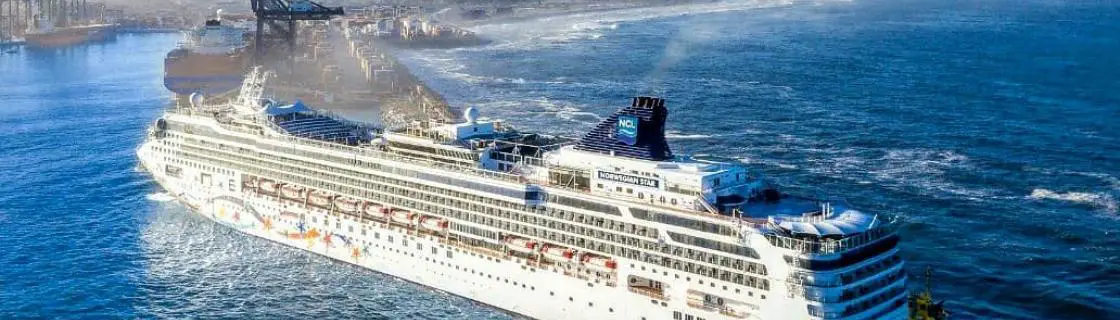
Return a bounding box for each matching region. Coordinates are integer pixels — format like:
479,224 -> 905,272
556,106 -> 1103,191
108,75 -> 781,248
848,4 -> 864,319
573,96 -> 672,161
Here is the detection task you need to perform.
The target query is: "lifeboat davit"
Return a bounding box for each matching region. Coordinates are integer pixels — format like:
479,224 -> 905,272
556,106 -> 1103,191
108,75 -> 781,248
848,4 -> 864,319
308,190 -> 333,207
334,197 -> 361,213
242,178 -> 257,188
505,236 -> 537,254
281,184 -> 306,199
258,179 -> 278,193
541,244 -> 575,262
580,254 -> 618,272
390,209 -> 416,225
419,216 -> 449,232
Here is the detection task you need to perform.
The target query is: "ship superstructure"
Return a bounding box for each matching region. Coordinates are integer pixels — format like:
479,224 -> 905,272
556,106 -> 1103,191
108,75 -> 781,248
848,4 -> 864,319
163,11 -> 253,97
137,69 -> 909,320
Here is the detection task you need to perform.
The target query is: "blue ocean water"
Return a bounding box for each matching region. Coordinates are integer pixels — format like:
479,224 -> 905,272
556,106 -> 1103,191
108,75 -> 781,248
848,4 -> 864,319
1,0 -> 1117,319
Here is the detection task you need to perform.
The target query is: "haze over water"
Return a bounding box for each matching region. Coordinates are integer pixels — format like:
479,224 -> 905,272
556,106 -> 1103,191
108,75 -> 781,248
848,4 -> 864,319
1,0 -> 1117,319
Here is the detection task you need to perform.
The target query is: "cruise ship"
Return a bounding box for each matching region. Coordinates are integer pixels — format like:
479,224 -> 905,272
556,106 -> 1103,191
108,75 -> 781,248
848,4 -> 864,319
137,69 -> 909,320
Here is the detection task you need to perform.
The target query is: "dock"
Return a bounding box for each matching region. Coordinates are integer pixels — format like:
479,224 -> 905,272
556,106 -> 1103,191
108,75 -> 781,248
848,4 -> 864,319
346,5 -> 488,49
259,17 -> 455,126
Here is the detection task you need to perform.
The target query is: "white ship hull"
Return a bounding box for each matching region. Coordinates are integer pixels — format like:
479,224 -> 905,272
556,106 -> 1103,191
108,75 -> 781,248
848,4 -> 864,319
137,141 -> 908,320
136,83 -> 911,320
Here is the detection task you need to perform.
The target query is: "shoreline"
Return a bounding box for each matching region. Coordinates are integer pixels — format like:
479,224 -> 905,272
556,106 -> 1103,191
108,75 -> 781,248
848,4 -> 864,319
447,0 -> 715,29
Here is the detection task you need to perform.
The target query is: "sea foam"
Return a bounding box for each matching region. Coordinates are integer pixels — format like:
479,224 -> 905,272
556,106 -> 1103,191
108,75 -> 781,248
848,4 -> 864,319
1030,189 -> 1118,214
146,192 -> 176,203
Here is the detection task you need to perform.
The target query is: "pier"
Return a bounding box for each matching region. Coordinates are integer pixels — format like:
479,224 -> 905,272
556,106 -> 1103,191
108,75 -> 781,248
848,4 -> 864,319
347,6 -> 487,49
260,17 -> 454,125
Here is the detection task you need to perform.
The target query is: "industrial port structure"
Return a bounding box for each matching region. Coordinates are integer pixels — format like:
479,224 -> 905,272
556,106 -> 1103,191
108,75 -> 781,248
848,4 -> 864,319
0,0 -> 114,44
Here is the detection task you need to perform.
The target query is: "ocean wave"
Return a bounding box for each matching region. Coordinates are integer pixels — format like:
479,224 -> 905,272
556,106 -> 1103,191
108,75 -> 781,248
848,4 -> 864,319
799,147 -> 998,199
665,130 -> 713,140
470,0 -> 796,51
146,192 -> 176,203
1029,189 -> 1118,214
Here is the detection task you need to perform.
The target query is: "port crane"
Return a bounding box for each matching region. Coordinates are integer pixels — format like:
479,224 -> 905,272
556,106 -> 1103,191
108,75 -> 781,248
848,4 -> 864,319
250,0 -> 343,64
1,0 -> 106,42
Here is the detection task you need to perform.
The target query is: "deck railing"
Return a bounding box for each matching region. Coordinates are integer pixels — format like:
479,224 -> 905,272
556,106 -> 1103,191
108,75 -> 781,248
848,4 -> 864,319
764,222 -> 899,256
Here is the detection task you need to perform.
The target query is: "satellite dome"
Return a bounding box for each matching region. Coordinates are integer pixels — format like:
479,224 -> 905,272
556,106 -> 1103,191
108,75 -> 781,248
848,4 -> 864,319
260,98 -> 276,108
189,92 -> 205,108
463,106 -> 480,122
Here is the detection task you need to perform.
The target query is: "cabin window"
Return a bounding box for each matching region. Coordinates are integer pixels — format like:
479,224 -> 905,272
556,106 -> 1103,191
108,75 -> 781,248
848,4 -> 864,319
714,178 -> 720,187
626,188 -> 633,194
638,193 -> 645,199
671,199 -> 678,205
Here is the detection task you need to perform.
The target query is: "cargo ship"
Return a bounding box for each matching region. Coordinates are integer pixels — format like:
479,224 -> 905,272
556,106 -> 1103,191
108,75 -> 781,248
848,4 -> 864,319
163,12 -> 253,98
24,17 -> 114,47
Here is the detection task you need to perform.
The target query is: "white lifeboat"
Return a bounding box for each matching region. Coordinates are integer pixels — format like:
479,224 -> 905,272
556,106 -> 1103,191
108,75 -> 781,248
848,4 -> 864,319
580,254 -> 618,272
281,184 -> 305,199
505,236 -> 537,254
390,209 -> 416,225
419,216 -> 449,232
334,197 -> 361,213
308,190 -> 333,207
258,179 -> 278,193
541,244 -> 575,262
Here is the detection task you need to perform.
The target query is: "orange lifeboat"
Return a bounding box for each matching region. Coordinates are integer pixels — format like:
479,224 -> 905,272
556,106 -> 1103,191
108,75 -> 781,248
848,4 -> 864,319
580,254 -> 618,272
419,216 -> 449,231
334,197 -> 362,213
541,244 -> 575,262
505,236 -> 538,254
390,209 -> 416,225
308,190 -> 333,208
281,184 -> 306,199
258,179 -> 278,193
362,202 -> 389,220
